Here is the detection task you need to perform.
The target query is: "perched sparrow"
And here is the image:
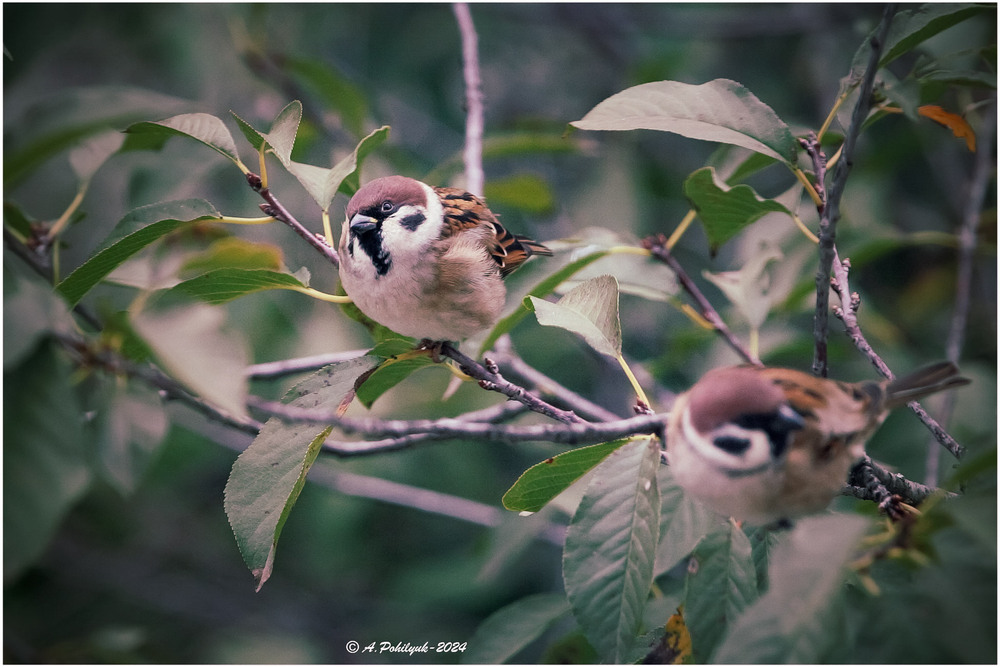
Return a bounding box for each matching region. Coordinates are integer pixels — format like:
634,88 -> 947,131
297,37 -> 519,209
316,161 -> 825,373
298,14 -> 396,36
338,176 -> 551,341
665,362 -> 969,523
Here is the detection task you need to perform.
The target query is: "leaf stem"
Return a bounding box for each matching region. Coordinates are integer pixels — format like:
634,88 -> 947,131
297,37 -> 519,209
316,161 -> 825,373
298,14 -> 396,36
665,209 -> 697,250
617,355 -> 652,409
288,285 -> 352,304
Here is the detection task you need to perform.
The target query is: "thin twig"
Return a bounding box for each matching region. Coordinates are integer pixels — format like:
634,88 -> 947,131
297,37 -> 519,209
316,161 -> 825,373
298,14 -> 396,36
490,335 -> 623,423
642,235 -> 760,366
321,401 -> 532,456
812,5 -> 896,377
452,2 -> 485,196
246,349 -> 372,380
246,171 -> 340,267
829,251 -> 965,459
439,342 -> 585,424
248,396 -> 667,448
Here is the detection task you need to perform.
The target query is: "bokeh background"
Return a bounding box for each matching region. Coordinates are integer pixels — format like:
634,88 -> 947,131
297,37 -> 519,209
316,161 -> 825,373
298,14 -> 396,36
4,3 -> 996,663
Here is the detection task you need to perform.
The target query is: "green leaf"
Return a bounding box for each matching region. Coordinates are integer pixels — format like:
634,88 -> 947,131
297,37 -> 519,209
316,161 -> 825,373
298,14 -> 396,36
231,100 -> 302,167
502,439 -> 629,513
170,268 -> 308,305
713,514 -> 870,663
355,353 -> 436,409
224,356 -> 379,590
56,199 -> 222,306
286,125 -> 389,210
126,112 -> 245,167
3,342 -> 93,581
684,167 -> 792,253
131,304 -> 249,419
683,521 -> 758,661
463,593 -> 571,664
572,79 -> 797,164
563,437 -> 661,662
529,274 -> 622,358
479,247 -> 610,355
858,3 -> 993,71
654,465 -> 721,577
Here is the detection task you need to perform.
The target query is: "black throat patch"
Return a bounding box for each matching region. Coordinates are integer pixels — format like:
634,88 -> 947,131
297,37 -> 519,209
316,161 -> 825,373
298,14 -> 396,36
354,228 -> 392,277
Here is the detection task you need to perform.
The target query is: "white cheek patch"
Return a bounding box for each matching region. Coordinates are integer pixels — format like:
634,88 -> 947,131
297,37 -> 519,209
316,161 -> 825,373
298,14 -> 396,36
682,410 -> 777,477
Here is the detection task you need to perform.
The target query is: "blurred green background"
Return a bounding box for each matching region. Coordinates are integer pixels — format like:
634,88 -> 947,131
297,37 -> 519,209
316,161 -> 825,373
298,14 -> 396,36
4,3 -> 995,663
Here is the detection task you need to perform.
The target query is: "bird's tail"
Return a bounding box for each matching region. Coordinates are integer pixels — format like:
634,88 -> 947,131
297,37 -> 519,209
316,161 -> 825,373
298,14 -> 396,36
885,361 -> 970,408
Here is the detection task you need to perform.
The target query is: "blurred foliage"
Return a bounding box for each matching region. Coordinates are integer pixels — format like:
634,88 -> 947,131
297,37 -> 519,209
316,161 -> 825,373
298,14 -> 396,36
3,3 -> 996,664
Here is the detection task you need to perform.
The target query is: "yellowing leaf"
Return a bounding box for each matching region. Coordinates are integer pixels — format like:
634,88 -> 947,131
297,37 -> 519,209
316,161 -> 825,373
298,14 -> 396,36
918,105 -> 976,152
665,608 -> 694,664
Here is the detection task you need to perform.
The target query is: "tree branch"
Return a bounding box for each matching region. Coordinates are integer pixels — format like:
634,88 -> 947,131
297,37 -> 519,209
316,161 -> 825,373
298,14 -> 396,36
642,235 -> 760,366
439,342 -> 585,424
453,2 -> 485,196
812,5 -> 896,378
247,396 -> 667,451
490,335 -> 623,423
246,349 -> 372,380
246,171 -> 340,267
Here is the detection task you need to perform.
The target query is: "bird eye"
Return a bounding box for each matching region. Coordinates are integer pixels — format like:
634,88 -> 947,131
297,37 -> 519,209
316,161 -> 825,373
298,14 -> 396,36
380,200 -> 394,214
713,435 -> 751,455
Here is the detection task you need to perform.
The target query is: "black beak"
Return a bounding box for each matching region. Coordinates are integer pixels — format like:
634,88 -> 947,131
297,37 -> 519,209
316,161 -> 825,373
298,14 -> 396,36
349,213 -> 378,235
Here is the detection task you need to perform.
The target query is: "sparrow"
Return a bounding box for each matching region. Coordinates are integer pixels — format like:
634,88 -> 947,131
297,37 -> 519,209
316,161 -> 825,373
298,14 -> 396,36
338,176 -> 552,342
665,362 -> 970,524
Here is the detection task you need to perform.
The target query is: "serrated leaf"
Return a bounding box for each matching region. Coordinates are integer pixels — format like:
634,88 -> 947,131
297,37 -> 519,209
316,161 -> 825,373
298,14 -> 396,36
713,514 -> 869,663
170,268 -> 307,305
3,342 -> 92,580
286,125 -> 389,210
683,521 -> 758,661
231,100 -> 302,166
56,199 -> 222,306
654,465 -> 721,577
68,130 -> 125,184
563,437 -> 661,662
463,593 -> 571,664
126,112 -> 244,167
132,304 -> 249,419
684,167 -> 791,253
502,439 -> 628,513
529,274 -> 622,358
224,356 -> 379,590
572,79 -> 797,164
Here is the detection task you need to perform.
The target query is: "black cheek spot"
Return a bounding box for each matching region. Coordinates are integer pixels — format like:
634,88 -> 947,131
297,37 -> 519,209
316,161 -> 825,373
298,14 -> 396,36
399,212 -> 426,231
714,436 -> 751,455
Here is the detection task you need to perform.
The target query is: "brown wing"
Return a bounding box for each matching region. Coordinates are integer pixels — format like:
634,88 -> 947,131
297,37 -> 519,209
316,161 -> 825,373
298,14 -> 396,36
435,187 -> 552,277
